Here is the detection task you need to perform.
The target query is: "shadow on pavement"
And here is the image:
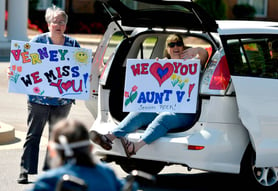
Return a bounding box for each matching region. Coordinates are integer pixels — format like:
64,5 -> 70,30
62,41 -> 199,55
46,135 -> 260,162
0,137 -> 21,146
138,172 -> 244,191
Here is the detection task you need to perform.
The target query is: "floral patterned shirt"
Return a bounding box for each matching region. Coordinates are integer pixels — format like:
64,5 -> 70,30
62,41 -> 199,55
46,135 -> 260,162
28,32 -> 80,106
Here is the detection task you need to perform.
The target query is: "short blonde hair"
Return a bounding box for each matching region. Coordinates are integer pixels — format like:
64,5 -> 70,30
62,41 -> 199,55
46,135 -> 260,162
45,5 -> 68,24
164,34 -> 185,58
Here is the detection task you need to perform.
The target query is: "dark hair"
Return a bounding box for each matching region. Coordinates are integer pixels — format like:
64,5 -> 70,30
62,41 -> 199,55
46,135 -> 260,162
50,119 -> 95,167
272,40 -> 278,51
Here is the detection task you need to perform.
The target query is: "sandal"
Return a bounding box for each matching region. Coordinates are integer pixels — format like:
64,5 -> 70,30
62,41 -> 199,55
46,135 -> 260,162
90,130 -> 113,150
120,137 -> 136,158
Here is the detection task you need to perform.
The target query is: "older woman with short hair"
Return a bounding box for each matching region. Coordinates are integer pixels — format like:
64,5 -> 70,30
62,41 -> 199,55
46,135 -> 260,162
17,5 -> 80,184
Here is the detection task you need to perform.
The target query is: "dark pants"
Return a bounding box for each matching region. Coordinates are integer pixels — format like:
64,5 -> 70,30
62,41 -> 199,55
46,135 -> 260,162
20,102 -> 72,174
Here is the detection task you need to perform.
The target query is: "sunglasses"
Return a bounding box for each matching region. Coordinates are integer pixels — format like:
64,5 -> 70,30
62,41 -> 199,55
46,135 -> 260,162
168,41 -> 184,48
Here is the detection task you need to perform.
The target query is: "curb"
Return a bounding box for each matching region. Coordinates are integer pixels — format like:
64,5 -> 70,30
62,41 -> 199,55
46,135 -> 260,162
0,122 -> 15,144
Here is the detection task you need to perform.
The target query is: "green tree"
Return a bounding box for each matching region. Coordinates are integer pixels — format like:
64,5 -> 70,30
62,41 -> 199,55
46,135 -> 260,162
195,0 -> 227,20
232,4 -> 256,20
29,0 -> 39,10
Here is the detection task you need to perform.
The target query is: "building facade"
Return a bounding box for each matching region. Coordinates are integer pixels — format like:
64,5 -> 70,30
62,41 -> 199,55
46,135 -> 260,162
224,0 -> 278,21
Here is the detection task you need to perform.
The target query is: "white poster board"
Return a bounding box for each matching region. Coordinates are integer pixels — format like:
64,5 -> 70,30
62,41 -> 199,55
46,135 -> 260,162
8,40 -> 92,100
123,59 -> 200,113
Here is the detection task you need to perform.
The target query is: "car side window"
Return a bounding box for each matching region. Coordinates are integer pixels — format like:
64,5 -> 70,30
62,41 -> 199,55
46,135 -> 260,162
225,37 -> 278,79
103,31 -> 126,65
183,36 -> 213,67
136,37 -> 158,59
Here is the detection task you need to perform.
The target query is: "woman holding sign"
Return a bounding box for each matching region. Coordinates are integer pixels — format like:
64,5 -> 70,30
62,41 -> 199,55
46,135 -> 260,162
91,34 -> 208,157
17,6 -> 81,184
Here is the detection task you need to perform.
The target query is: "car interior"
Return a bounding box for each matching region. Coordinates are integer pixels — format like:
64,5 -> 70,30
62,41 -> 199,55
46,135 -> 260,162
224,36 -> 278,79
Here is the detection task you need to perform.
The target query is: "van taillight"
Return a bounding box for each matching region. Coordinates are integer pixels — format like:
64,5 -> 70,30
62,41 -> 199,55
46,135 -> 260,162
188,145 -> 205,150
209,55 -> 230,90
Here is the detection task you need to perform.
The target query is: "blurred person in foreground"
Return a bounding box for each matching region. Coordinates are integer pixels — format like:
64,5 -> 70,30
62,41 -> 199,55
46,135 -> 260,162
30,119 -> 136,191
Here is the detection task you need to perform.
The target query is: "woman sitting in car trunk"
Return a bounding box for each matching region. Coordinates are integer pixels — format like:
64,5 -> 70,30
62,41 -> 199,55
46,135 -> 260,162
91,34 -> 208,157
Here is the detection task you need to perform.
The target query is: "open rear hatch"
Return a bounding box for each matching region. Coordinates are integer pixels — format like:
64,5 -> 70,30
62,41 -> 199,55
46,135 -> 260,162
90,0 -> 219,102
99,0 -> 218,32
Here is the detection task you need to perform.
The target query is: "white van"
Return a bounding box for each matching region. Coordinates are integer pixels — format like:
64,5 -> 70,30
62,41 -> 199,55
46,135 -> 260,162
86,0 -> 278,190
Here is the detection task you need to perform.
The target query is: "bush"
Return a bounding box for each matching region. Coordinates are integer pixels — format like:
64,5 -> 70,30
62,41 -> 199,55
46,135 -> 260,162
232,4 -> 256,20
195,0 -> 227,20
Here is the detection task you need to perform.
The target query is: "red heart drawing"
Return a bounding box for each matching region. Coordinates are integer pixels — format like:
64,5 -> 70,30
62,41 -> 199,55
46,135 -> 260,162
150,62 -> 174,86
61,81 -> 72,91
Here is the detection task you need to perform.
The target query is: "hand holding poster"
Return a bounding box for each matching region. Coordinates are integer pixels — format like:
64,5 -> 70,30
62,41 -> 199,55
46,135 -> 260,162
123,59 -> 200,113
8,40 -> 92,100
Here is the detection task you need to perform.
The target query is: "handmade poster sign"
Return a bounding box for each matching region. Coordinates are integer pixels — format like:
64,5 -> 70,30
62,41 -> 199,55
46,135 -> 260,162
8,40 -> 92,100
123,59 -> 200,113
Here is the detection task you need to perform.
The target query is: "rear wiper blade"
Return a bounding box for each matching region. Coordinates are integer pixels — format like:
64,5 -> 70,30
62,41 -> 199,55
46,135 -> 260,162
101,2 -> 128,39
